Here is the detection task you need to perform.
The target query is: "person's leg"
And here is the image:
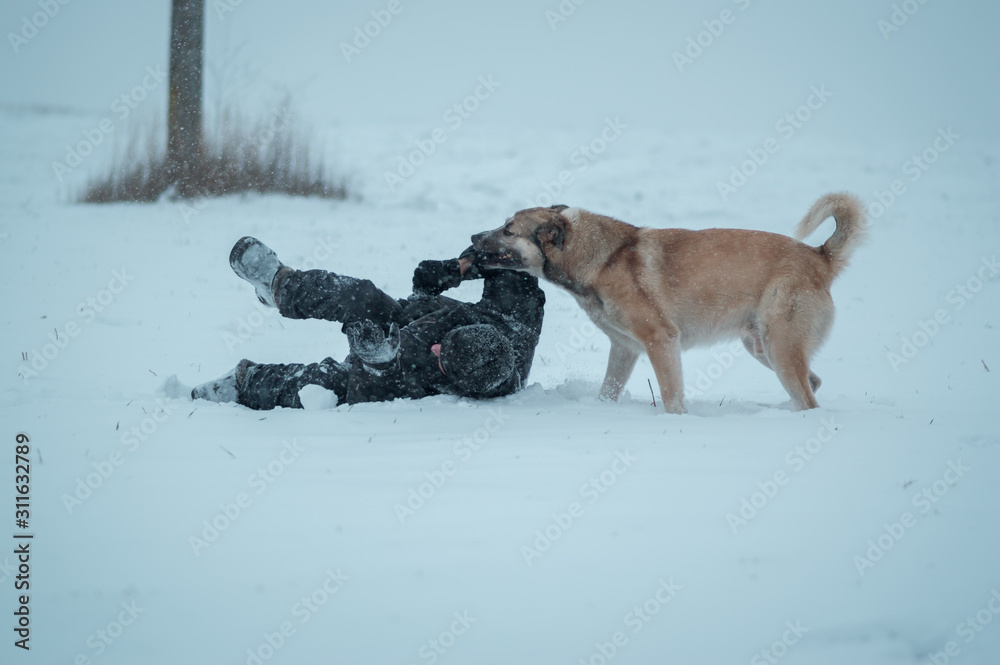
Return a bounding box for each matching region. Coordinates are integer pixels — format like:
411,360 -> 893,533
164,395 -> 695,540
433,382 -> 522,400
190,363 -> 245,404
230,237 -> 405,328
236,357 -> 351,410
274,269 -> 405,328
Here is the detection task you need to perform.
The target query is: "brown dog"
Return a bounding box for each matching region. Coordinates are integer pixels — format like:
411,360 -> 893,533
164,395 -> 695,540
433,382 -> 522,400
470,193 -> 866,413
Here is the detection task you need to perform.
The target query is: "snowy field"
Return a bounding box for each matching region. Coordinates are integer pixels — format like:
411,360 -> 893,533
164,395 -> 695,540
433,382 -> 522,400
3,111 -> 999,665
2,1 -> 1000,664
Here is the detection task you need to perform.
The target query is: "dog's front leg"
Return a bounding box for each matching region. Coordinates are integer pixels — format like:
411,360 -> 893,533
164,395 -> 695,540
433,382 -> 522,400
599,340 -> 639,402
641,327 -> 686,414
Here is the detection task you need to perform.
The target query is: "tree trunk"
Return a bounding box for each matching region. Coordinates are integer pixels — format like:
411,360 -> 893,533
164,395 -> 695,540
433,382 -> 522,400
167,0 -> 205,197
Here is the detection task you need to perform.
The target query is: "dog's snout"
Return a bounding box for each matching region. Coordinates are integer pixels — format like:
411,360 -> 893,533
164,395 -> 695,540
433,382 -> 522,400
471,230 -> 493,249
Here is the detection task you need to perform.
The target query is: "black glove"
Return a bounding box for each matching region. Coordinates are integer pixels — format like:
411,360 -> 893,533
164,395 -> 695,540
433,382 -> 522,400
345,320 -> 401,369
458,245 -> 491,279
412,259 -> 463,296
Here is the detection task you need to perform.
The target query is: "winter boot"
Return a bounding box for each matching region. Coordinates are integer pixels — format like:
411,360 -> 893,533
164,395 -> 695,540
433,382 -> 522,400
230,236 -> 287,308
191,359 -> 254,403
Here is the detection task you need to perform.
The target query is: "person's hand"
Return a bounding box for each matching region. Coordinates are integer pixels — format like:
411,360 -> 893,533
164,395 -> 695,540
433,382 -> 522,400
412,259 -> 462,296
345,320 -> 401,367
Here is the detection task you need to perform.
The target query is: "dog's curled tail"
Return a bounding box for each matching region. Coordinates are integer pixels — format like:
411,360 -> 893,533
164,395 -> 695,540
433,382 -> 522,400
795,192 -> 867,278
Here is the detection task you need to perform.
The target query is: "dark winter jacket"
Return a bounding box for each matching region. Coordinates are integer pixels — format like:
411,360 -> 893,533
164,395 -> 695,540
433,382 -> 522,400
343,261 -> 545,404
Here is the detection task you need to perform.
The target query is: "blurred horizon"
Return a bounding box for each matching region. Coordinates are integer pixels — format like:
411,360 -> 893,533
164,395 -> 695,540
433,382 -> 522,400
2,0 -> 998,146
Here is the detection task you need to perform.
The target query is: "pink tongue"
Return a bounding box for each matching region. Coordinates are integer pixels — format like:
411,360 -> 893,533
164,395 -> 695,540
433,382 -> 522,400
431,344 -> 442,357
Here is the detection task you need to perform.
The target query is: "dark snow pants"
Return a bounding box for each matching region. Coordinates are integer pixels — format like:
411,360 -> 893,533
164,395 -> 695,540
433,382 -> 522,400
238,358 -> 350,410
236,269 -> 405,410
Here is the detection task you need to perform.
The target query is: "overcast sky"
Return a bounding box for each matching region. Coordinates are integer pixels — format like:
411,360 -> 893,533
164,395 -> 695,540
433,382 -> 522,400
3,0 -> 998,143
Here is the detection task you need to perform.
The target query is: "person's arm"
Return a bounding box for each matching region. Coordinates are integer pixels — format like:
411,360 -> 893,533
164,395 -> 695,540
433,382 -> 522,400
411,246 -> 486,296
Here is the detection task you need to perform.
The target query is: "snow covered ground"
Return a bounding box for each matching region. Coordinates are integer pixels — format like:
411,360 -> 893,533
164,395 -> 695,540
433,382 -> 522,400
2,108 -> 998,665
2,1 -> 1000,664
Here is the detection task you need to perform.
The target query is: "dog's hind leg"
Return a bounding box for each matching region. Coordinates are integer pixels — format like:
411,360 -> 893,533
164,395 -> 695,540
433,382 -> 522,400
759,287 -> 835,410
770,341 -> 819,411
599,339 -> 640,402
766,337 -> 819,411
743,332 -> 822,393
808,371 -> 822,393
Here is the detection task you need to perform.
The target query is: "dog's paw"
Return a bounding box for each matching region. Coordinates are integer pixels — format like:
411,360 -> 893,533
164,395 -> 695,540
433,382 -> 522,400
662,400 -> 686,415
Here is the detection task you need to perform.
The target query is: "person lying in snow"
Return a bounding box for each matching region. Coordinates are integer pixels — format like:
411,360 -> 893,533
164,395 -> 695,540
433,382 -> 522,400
191,237 -> 545,409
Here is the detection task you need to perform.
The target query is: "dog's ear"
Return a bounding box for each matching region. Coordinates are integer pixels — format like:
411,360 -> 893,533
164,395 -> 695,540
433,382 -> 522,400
549,204 -> 568,212
536,214 -> 566,250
